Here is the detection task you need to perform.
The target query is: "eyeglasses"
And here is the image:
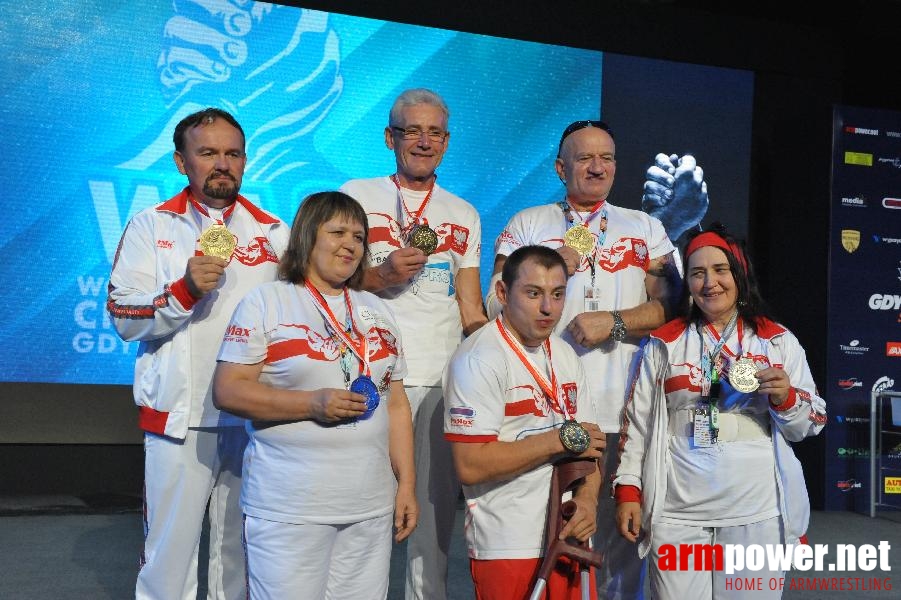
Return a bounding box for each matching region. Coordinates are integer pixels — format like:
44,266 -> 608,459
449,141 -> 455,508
557,120 -> 614,156
390,126 -> 448,143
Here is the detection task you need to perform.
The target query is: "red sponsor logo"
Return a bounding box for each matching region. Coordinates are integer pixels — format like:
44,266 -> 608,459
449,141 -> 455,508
884,198 -> 901,209
156,239 -> 174,249
838,378 -> 863,390
223,323 -> 252,344
226,324 -> 251,337
888,342 -> 901,357
451,417 -> 474,428
497,230 -> 517,248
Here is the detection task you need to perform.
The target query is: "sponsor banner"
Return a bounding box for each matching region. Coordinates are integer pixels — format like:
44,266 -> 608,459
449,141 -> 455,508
828,105 -> 901,511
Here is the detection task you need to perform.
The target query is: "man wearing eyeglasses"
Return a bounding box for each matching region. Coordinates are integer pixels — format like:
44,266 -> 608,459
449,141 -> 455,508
340,88 -> 488,600
487,120 -> 683,600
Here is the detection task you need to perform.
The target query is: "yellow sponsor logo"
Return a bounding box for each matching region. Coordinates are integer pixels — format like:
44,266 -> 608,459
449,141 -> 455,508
885,476 -> 901,493
841,230 -> 860,253
845,151 -> 873,166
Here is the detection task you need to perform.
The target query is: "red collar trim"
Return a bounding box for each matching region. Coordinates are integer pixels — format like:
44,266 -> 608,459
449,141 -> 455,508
650,316 -> 786,343
156,187 -> 279,225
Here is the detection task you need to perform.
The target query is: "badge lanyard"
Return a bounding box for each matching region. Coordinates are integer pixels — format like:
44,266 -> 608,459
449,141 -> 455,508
495,318 -> 574,421
303,282 -> 370,382
391,174 -> 436,240
695,310 -> 740,441
560,199 -> 608,304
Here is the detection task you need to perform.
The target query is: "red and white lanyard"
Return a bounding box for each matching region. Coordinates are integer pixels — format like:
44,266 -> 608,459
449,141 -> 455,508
189,194 -> 235,225
495,318 -> 573,419
564,199 -> 608,245
304,282 -> 371,378
391,174 -> 435,234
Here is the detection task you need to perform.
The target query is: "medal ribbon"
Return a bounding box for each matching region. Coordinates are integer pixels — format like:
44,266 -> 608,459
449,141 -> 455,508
303,282 -> 371,378
391,174 -> 436,233
697,310 -> 740,396
495,318 -> 573,420
188,193 -> 236,224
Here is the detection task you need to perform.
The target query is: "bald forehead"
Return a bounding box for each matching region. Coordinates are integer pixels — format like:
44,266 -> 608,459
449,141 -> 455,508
560,126 -> 615,160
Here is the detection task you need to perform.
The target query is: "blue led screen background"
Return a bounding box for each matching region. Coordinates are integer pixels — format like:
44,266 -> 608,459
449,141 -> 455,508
0,1 -> 751,385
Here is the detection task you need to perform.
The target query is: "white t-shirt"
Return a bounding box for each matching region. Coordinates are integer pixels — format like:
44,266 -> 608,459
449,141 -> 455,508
443,319 -> 595,559
189,203 -> 283,427
495,201 -> 674,431
217,281 -> 407,524
340,176 -> 481,386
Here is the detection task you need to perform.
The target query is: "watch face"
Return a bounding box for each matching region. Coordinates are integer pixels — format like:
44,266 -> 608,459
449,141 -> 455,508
611,312 -> 627,341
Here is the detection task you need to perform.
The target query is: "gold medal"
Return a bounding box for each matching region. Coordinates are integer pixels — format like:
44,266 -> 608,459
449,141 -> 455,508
563,224 -> 594,256
728,357 -> 760,393
408,224 -> 439,255
199,223 -> 236,260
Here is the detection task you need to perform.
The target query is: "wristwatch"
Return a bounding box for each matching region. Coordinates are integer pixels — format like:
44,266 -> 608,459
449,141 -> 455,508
610,310 -> 627,342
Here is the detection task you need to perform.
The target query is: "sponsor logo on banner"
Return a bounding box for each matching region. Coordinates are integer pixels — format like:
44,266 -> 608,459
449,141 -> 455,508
839,339 -> 870,356
898,261 -> 901,283
834,416 -> 870,424
836,447 -> 870,458
873,376 -> 896,394
878,157 -> 901,169
844,126 -> 879,135
887,130 -> 901,138
836,479 -> 862,492
841,229 -> 860,253
868,294 -> 901,310
838,378 -> 863,390
840,195 -> 867,208
844,151 -> 873,166
884,198 -> 901,209
888,342 -> 901,357
873,234 -> 901,245
886,477 -> 901,494
889,442 -> 901,459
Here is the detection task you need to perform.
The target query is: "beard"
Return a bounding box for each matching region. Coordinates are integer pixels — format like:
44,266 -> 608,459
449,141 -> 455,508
203,172 -> 239,201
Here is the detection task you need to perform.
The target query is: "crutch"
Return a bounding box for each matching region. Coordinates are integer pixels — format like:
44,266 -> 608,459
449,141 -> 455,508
528,457 -> 603,600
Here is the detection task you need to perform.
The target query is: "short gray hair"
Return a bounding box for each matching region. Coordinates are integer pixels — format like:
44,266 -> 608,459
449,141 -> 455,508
388,88 -> 450,126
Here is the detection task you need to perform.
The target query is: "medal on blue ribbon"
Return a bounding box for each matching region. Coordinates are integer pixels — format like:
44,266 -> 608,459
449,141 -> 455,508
351,375 -> 380,419
304,281 -> 379,420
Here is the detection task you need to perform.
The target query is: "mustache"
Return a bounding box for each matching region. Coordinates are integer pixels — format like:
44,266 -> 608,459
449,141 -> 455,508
206,170 -> 236,184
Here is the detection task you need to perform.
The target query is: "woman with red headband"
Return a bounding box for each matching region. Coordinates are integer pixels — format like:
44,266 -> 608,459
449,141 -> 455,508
613,223 -> 826,599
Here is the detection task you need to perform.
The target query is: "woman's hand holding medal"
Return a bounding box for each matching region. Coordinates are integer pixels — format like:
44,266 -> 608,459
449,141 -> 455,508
755,366 -> 792,406
308,388 -> 368,423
